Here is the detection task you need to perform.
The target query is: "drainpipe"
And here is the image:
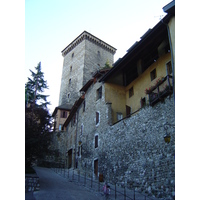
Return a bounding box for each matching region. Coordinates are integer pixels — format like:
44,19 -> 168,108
162,19 -> 175,104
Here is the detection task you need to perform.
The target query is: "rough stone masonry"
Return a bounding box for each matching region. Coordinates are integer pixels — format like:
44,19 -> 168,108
80,96 -> 175,199
51,90 -> 175,200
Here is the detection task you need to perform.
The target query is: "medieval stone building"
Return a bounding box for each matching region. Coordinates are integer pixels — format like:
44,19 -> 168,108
53,31 -> 116,131
52,1 -> 175,199
59,30 -> 116,106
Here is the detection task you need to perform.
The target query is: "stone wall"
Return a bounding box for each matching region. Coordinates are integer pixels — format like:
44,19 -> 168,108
97,96 -> 175,199
59,41 -> 85,106
50,131 -> 68,161
84,39 -> 114,85
81,95 -> 174,199
51,81 -> 175,199
73,94 -> 175,199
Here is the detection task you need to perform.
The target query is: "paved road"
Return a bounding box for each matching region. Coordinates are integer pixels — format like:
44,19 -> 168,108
31,167 -> 105,200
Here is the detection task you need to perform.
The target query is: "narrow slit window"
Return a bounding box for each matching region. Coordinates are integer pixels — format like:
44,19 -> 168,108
96,112 -> 100,125
95,135 -> 98,148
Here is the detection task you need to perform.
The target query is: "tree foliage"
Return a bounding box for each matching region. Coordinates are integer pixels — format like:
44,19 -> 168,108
103,60 -> 112,69
25,62 -> 50,108
25,62 -> 53,167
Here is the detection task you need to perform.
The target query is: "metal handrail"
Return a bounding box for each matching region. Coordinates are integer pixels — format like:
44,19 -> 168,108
50,165 -> 168,200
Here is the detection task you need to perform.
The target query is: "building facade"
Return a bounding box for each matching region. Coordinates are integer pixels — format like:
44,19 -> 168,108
51,1 -> 175,199
52,31 -> 116,133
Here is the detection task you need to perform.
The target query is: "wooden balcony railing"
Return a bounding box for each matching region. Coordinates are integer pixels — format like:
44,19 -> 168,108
147,75 -> 173,106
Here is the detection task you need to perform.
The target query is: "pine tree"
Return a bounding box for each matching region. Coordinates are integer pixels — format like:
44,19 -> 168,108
25,62 -> 53,167
25,62 -> 50,108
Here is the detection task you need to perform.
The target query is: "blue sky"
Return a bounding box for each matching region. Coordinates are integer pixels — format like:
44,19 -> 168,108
25,0 -> 172,114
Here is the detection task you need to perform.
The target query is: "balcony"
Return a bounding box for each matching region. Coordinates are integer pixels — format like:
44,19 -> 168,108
146,75 -> 173,106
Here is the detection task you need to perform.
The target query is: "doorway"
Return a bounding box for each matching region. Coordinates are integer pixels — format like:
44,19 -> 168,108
94,159 -> 98,176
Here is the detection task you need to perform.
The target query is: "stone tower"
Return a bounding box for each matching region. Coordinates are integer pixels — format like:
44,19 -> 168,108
58,31 -> 116,106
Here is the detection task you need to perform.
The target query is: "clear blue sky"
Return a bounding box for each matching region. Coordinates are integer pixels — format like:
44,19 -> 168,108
25,0 -> 171,114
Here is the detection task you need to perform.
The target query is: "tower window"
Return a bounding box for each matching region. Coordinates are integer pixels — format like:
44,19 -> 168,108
72,53 -> 74,58
69,79 -> 71,85
70,66 -> 72,72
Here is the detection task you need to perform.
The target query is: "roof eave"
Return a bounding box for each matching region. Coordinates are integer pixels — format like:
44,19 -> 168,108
62,97 -> 84,128
52,104 -> 73,117
100,14 -> 172,83
163,0 -> 175,15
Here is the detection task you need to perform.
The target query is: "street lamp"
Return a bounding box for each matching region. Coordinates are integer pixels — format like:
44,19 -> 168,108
163,122 -> 175,143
